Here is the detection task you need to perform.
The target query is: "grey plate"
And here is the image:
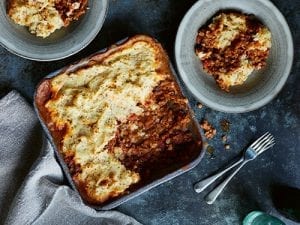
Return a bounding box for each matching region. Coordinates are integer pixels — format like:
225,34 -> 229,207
0,0 -> 108,61
175,0 -> 293,113
34,37 -> 205,210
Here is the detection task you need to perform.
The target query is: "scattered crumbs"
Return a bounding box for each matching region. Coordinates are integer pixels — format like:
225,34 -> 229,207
197,102 -> 203,109
200,119 -> 216,139
207,145 -> 216,159
225,144 -> 230,150
220,119 -> 230,132
222,135 -> 227,143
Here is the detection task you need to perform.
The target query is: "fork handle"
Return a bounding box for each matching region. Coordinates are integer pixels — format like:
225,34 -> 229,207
194,157 -> 244,193
205,160 -> 248,204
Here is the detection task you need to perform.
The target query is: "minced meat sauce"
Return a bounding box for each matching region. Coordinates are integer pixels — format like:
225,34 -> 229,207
55,0 -> 88,25
106,78 -> 200,182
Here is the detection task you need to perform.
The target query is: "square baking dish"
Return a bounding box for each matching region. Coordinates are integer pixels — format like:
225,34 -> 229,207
34,35 -> 205,210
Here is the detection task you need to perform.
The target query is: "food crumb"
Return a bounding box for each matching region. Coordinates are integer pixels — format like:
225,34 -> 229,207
220,119 -> 230,132
207,145 -> 214,154
197,102 -> 203,109
222,135 -> 227,143
200,119 -> 216,139
206,145 -> 216,159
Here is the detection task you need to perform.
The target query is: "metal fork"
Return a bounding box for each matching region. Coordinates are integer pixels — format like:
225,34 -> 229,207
194,132 -> 275,204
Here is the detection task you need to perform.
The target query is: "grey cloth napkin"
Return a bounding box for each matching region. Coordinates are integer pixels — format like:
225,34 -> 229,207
0,91 -> 142,225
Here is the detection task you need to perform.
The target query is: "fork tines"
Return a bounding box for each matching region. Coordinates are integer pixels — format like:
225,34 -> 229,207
251,132 -> 275,154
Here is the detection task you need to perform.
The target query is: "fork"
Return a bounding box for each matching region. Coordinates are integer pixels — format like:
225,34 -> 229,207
194,132 -> 275,204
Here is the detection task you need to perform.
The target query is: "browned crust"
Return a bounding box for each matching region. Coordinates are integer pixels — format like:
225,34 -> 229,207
34,35 -> 198,205
35,78 -> 68,148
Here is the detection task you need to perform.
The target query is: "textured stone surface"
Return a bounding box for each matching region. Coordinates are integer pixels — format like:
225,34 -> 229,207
0,0 -> 299,224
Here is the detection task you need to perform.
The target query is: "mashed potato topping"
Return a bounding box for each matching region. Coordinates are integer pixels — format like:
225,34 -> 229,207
7,0 -> 87,38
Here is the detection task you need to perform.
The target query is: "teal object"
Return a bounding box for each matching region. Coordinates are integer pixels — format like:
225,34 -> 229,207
243,211 -> 285,225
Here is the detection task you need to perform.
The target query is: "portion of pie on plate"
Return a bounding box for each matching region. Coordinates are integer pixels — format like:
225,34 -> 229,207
195,12 -> 271,92
35,35 -> 200,205
7,0 -> 88,38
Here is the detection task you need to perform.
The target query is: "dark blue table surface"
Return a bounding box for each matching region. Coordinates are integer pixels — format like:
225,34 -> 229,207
0,1 -> 299,224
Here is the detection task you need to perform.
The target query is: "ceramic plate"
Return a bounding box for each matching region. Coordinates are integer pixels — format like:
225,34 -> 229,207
175,0 -> 293,113
0,0 -> 108,61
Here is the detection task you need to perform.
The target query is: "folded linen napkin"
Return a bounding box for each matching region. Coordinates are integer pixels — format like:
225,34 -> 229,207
0,91 -> 142,225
